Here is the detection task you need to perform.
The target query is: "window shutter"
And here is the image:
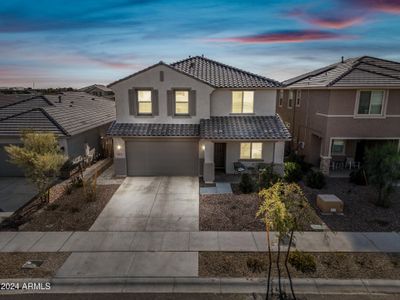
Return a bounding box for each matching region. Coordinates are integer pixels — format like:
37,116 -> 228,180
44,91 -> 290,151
128,88 -> 137,116
167,90 -> 173,116
189,90 -> 196,116
152,89 -> 159,116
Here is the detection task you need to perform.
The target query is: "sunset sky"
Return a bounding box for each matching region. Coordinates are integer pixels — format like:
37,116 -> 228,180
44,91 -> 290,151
1,0 -> 400,88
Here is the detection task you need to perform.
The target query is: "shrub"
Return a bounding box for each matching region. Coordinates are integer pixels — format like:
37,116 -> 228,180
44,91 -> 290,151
288,250 -> 316,274
286,152 -> 312,173
60,159 -> 75,179
258,166 -> 280,190
305,170 -> 326,189
239,173 -> 255,194
71,176 -> 83,188
284,162 -> 302,182
246,257 -> 265,273
63,182 -> 74,195
83,175 -> 97,202
349,168 -> 368,186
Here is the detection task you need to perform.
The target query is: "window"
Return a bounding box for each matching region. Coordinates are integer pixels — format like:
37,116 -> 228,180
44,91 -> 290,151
357,90 -> 384,115
232,91 -> 254,113
288,91 -> 294,109
240,142 -> 262,159
137,90 -> 152,114
175,90 -> 189,114
331,140 -> 345,155
296,90 -> 301,107
278,90 -> 283,107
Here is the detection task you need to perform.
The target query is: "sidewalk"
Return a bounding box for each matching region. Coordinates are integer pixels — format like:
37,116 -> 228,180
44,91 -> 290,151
1,277 -> 399,296
1,231 -> 400,253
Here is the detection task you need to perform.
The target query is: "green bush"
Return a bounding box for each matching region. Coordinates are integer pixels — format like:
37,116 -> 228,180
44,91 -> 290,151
258,166 -> 280,190
349,168 -> 368,186
288,250 -> 316,274
286,152 -> 312,173
284,162 -> 303,182
305,170 -> 326,189
239,173 -> 255,194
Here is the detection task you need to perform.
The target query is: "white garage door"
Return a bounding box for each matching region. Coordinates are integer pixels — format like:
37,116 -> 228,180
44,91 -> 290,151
126,139 -> 199,176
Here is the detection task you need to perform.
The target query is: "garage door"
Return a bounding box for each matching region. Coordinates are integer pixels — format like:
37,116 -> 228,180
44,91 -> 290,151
126,139 -> 199,176
0,144 -> 24,177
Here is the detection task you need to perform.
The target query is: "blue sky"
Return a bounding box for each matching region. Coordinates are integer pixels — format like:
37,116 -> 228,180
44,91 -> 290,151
1,0 -> 400,88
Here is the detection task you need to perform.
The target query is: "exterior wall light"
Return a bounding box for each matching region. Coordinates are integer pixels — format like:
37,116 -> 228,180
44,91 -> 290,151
202,145 -> 205,150
117,145 -> 122,150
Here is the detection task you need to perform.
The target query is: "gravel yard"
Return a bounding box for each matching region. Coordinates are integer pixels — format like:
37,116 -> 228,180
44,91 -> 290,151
0,252 -> 70,278
200,193 -> 322,231
19,184 -> 120,231
199,252 -> 400,279
302,178 -> 400,232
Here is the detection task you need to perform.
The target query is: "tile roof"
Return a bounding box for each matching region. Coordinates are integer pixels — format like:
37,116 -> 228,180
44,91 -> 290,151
108,56 -> 280,88
107,122 -> 200,137
284,56 -> 400,88
0,92 -> 115,137
80,84 -> 113,92
200,115 -> 291,140
170,56 -> 281,88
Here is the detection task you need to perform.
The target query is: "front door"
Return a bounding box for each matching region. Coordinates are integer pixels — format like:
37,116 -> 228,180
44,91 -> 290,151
214,143 -> 226,171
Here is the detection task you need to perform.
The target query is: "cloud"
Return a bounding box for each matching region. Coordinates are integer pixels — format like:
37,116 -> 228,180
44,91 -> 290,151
349,0 -> 400,14
287,9 -> 365,29
207,30 -> 354,44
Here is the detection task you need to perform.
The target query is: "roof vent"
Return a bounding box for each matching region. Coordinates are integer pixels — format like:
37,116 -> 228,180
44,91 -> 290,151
92,97 -> 95,100
189,62 -> 195,69
201,54 -> 204,57
341,56 -> 344,63
58,95 -> 62,103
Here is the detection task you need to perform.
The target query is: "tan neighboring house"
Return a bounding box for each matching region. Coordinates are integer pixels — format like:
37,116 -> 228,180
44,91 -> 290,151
80,84 -> 115,100
277,56 -> 400,175
107,56 -> 290,182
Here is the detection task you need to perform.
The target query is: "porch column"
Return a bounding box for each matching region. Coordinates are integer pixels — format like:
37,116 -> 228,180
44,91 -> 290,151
203,141 -> 215,183
320,156 -> 331,176
113,137 -> 127,177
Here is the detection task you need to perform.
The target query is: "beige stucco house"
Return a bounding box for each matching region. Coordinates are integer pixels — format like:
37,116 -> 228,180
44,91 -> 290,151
108,56 -> 290,182
277,56 -> 400,175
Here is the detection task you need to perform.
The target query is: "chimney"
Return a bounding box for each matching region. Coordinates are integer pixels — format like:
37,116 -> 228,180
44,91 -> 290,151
341,56 -> 344,63
58,95 -> 62,103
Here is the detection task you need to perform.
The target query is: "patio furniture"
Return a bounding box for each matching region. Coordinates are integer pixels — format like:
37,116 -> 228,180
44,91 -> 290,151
330,157 -> 346,170
233,162 -> 246,174
316,194 -> 343,214
345,157 -> 360,169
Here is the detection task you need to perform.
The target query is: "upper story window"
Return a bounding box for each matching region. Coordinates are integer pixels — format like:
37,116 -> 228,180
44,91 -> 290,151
232,91 -> 254,114
278,90 -> 283,107
356,90 -> 385,115
331,139 -> 345,155
288,91 -> 294,109
175,90 -> 189,115
137,90 -> 152,115
240,142 -> 262,160
296,90 -> 301,107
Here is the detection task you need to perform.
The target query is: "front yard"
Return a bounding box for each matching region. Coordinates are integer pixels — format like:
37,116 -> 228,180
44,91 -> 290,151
200,252 -> 400,279
200,177 -> 400,232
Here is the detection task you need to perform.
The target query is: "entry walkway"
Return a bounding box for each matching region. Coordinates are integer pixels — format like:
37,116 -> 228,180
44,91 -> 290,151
1,231 -> 400,253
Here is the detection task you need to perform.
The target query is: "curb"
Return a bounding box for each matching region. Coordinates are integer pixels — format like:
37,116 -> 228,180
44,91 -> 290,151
0,277 -> 399,295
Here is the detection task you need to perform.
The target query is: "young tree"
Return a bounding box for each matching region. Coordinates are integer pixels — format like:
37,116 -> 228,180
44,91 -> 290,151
5,131 -> 66,202
365,143 -> 400,207
257,182 -> 315,299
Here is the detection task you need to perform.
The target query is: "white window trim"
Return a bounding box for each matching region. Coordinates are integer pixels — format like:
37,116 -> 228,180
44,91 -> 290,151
288,91 -> 294,109
354,90 -> 388,119
278,90 -> 283,107
331,139 -> 346,156
240,142 -> 263,160
296,90 -> 301,107
231,90 -> 254,114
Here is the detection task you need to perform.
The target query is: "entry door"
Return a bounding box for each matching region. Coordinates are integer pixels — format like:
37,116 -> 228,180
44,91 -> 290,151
214,143 -> 226,170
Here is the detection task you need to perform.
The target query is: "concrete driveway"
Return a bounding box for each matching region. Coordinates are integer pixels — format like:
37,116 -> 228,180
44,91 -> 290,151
0,177 -> 37,212
90,176 -> 199,231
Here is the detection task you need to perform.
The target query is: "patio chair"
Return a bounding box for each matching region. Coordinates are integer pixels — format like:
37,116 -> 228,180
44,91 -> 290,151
345,157 -> 360,169
233,162 -> 246,174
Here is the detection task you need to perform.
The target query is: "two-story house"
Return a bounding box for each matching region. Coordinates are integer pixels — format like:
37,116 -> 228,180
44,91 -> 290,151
278,56 -> 400,175
108,56 -> 290,182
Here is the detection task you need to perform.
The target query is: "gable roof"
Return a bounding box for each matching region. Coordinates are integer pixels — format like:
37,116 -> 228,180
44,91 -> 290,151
108,56 -> 280,88
0,92 -> 116,137
80,84 -> 113,92
284,56 -> 400,88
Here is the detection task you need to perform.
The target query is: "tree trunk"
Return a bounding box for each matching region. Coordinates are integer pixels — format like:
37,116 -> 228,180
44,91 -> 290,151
266,224 -> 272,300
284,229 -> 296,300
277,238 -> 282,297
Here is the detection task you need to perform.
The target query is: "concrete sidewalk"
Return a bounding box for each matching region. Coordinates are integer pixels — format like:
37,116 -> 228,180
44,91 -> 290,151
1,277 -> 399,296
1,231 -> 400,253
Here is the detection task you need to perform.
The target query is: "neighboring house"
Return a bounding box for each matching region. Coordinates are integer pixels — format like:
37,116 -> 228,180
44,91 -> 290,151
0,92 -> 115,177
108,56 -> 290,182
278,56 -> 400,175
80,84 -> 115,100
